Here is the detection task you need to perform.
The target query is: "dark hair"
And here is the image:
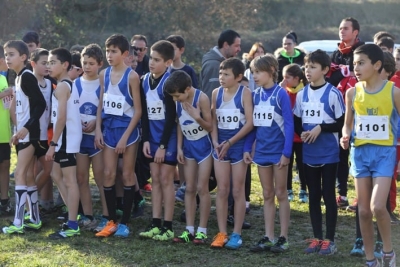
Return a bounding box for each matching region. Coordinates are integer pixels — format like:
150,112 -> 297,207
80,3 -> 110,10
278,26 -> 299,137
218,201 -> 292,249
304,49 -> 331,70
50,47 -> 72,71
164,70 -> 192,94
373,31 -> 395,43
70,44 -> 85,53
354,44 -> 384,72
250,54 -> 279,82
30,48 -> 49,63
241,76 -> 249,82
166,35 -> 185,49
105,34 -> 130,54
382,51 -> 396,79
4,40 -> 30,65
247,42 -> 265,60
220,57 -> 245,78
81,43 -> 104,64
377,37 -> 394,50
284,31 -> 298,44
396,47 -> 400,55
218,29 -> 240,49
282,63 -> 308,86
150,40 -> 175,61
0,46 -> 4,59
130,34 -> 148,46
22,31 -> 40,45
71,51 -> 82,68
341,17 -> 360,36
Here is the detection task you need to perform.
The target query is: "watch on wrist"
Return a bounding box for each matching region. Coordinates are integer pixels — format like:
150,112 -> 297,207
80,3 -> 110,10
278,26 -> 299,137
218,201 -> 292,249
159,144 -> 165,150
50,141 -> 58,147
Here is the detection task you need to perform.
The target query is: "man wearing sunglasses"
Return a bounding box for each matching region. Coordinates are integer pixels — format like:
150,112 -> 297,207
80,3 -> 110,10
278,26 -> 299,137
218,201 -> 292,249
130,35 -> 150,78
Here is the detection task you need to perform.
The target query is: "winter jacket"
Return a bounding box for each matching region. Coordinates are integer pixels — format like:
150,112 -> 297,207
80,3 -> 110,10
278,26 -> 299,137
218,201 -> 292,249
276,48 -> 306,83
200,47 -> 225,100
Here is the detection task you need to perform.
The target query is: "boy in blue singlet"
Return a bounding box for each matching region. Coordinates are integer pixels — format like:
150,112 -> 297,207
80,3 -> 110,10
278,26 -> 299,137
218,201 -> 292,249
293,49 -> 345,255
341,44 -> 398,267
210,58 -> 253,249
94,34 -> 142,238
139,40 -> 177,241
165,70 -> 213,244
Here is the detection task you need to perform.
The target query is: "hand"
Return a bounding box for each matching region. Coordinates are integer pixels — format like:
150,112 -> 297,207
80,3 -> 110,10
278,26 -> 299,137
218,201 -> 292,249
243,152 -> 253,164
3,88 -> 13,97
14,127 -> 29,141
142,141 -> 152,158
182,101 -> 201,120
277,155 -> 290,169
300,131 -> 309,142
177,148 -> 185,165
94,130 -> 104,149
215,140 -> 230,161
45,146 -> 55,161
340,135 -> 350,150
115,137 -> 127,154
303,125 -> 321,144
154,148 -> 166,163
279,79 -> 288,88
9,135 -> 18,146
83,120 -> 96,133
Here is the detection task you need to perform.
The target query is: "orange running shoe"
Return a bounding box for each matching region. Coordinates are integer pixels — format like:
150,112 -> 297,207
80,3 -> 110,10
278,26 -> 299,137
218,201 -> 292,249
210,232 -> 228,248
95,220 -> 117,237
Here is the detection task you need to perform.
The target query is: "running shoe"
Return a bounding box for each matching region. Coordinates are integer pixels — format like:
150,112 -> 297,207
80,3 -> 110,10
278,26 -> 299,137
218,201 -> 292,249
79,216 -> 98,231
288,190 -> 294,202
93,217 -> 108,233
299,190 -> 309,203
210,232 -> 228,248
336,196 -> 349,208
382,251 -> 396,267
23,219 -> 42,231
249,236 -> 274,252
132,199 -> 145,218
2,223 -> 24,234
142,183 -> 152,193
95,220 -> 117,237
193,232 -> 207,244
139,225 -> 161,239
225,233 -> 243,250
304,239 -> 321,254
49,223 -> 80,239
271,236 -> 289,253
173,230 -> 194,243
114,223 -> 130,238
318,240 -> 337,255
153,227 -> 174,241
374,241 -> 383,259
350,238 -> 364,257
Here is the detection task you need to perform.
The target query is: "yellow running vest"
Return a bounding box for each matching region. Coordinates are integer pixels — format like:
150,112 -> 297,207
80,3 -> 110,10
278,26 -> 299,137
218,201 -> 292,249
0,75 -> 11,143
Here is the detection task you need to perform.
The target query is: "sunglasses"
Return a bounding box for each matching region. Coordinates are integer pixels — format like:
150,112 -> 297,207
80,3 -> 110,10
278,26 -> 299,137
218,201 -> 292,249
132,46 -> 147,52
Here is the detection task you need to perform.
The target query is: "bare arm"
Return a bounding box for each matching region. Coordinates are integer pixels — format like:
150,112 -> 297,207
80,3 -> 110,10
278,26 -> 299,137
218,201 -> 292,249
341,87 -> 355,149
94,70 -> 105,149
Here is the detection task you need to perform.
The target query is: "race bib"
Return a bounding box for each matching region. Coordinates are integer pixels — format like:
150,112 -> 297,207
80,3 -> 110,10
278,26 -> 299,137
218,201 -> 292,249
216,109 -> 240,129
356,115 -> 389,140
302,102 -> 323,124
253,105 -> 274,127
16,91 -> 23,113
1,95 -> 12,110
181,122 -> 208,141
80,114 -> 97,135
103,93 -> 124,116
147,100 -> 165,120
51,102 -> 58,123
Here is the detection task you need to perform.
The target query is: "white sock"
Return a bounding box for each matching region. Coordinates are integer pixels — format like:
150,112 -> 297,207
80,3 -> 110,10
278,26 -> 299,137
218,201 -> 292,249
197,227 -> 207,235
186,226 -> 195,235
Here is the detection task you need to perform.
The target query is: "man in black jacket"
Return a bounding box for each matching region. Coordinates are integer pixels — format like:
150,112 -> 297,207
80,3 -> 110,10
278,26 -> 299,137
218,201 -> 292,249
130,34 -> 150,78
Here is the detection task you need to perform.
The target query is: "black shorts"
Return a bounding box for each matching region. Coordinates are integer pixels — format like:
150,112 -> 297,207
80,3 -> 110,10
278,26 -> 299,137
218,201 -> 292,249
54,152 -> 77,168
0,143 -> 11,163
146,157 -> 177,167
16,140 -> 49,158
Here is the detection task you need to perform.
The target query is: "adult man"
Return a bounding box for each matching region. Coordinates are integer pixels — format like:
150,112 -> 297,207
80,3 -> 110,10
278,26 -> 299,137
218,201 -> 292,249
130,35 -> 150,77
200,29 -> 241,100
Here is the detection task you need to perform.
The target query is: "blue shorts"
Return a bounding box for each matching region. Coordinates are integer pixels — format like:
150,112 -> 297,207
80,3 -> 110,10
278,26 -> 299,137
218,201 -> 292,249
350,144 -> 396,178
212,142 -> 244,165
183,136 -> 213,164
252,151 -> 281,167
79,146 -> 101,157
103,126 -> 139,149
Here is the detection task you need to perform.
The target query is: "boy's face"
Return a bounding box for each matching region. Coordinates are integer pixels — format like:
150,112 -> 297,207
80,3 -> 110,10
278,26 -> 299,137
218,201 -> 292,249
379,69 -> 390,80
81,55 -> 102,79
68,64 -> 83,81
48,53 -> 68,80
32,55 -> 49,77
171,43 -> 183,61
131,55 -> 138,69
379,45 -> 390,53
26,42 -> 39,53
4,47 -> 26,72
252,68 -> 273,88
394,51 -> 400,71
339,20 -> 358,43
149,50 -> 171,76
219,68 -> 242,88
132,40 -> 147,62
353,53 -> 382,81
169,87 -> 190,102
124,54 -> 133,67
106,45 -> 126,66
304,62 -> 328,83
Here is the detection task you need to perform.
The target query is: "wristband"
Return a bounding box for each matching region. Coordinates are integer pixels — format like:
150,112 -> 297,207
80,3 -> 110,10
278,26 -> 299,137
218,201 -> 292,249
226,139 -> 232,146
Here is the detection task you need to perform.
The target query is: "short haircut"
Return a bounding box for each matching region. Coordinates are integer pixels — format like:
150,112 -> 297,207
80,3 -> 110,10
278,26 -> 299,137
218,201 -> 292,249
218,29 -> 240,49
0,46 -> 4,59
304,49 -> 331,70
150,40 -> 174,61
241,76 -> 249,82
284,31 -> 298,44
50,47 -> 72,71
220,57 -> 245,78
22,31 -> 40,45
71,51 -> 82,68
4,40 -> 30,64
250,54 -> 279,82
105,34 -> 130,54
70,44 -> 85,53
373,31 -> 395,43
354,44 -> 384,72
81,43 -> 104,64
166,35 -> 185,49
382,51 -> 396,79
30,48 -> 49,63
377,37 -> 394,50
130,34 -> 148,46
128,45 -> 138,57
282,63 -> 308,85
342,17 -> 360,35
248,42 -> 265,60
164,70 -> 192,94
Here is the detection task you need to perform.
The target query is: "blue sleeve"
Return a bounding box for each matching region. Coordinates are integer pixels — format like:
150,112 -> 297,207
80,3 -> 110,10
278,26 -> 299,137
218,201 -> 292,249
244,128 -> 256,153
279,90 -> 294,158
190,68 -> 199,89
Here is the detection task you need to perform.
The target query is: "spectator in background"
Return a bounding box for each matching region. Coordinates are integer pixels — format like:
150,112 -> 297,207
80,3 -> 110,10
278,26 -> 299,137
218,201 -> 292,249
130,34 -> 150,77
243,42 -> 265,91
275,31 -> 305,83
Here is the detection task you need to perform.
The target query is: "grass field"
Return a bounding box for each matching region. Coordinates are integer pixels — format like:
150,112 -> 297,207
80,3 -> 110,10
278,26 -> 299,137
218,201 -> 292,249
0,153 -> 399,267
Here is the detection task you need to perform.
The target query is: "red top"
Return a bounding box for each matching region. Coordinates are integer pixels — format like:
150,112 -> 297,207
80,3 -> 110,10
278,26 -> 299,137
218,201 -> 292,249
285,82 -> 304,143
390,71 -> 400,88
